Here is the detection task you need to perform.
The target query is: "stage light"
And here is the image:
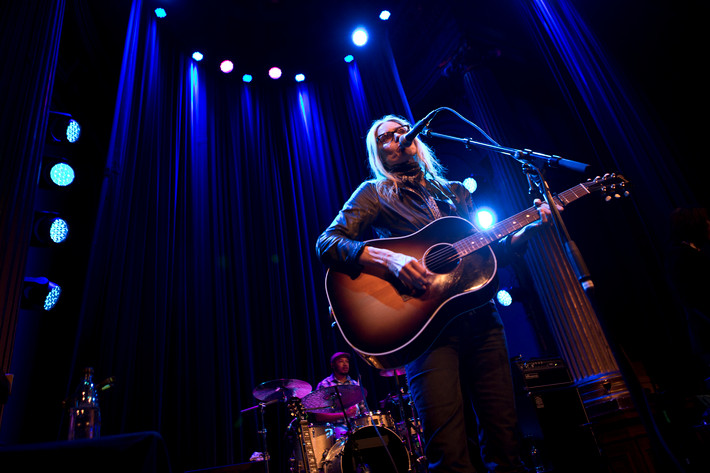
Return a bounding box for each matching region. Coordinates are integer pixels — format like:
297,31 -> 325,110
463,176 -> 478,193
379,10 -> 391,20
46,161 -> 76,187
268,67 -> 282,79
242,74 -> 253,83
352,27 -> 368,47
475,208 -> 496,229
32,211 -> 69,245
49,218 -> 69,243
48,112 -> 81,144
220,60 -> 234,73
22,277 -> 62,311
66,120 -> 80,143
192,52 -> 204,61
496,289 -> 513,307
154,8 -> 167,18
295,73 -> 305,82
344,54 -> 354,63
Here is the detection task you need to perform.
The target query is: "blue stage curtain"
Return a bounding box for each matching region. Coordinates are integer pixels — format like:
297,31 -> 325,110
0,1 -> 65,373
62,1 -> 413,470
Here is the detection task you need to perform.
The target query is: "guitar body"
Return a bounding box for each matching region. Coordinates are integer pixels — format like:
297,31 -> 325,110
326,216 -> 499,370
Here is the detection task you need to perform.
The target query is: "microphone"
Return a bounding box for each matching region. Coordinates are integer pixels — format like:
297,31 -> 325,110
399,108 -> 441,148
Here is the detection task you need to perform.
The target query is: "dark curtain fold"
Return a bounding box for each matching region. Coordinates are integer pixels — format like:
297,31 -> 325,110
454,0 -> 700,382
0,0 -> 66,442
0,0 -> 65,371
517,0 -> 695,371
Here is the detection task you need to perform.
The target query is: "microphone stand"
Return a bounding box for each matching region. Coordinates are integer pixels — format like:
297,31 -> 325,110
421,129 -> 591,174
422,127 -> 687,473
421,127 -> 592,288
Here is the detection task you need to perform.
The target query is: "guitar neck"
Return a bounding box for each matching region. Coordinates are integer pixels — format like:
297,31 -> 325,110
456,182 -> 592,256
299,419 -> 319,473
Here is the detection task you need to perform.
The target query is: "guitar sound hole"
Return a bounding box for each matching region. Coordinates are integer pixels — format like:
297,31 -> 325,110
424,243 -> 460,274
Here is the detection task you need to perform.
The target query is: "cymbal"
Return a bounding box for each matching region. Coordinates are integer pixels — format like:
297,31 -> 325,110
379,367 -> 406,377
252,379 -> 313,402
301,385 -> 367,413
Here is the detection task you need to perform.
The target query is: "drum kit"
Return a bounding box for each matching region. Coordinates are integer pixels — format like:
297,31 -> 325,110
246,369 -> 426,473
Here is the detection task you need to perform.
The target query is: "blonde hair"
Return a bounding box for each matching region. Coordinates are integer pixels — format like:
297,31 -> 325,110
365,115 -> 447,194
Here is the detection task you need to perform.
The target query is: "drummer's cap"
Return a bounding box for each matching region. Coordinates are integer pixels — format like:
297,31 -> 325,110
330,352 -> 350,365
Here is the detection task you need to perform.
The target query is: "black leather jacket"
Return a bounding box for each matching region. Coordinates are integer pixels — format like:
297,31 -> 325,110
315,177 -> 514,277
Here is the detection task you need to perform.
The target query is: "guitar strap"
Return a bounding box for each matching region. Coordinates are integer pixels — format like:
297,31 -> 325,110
403,181 -> 442,221
416,181 -> 443,220
391,162 -> 443,220
422,191 -> 442,220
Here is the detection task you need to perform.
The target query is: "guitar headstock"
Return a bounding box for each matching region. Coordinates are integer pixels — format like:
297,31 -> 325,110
583,173 -> 630,202
287,397 -> 307,420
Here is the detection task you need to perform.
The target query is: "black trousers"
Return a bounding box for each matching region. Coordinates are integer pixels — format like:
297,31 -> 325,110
406,304 -> 527,473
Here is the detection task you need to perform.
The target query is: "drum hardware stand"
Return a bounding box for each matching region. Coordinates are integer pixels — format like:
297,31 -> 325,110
331,385 -> 373,473
388,371 -> 426,472
241,397 -> 281,473
257,402 -> 271,473
407,405 -> 427,473
392,376 -> 414,457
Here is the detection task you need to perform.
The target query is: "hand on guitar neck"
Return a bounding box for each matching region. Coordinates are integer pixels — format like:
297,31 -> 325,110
358,198 -> 561,293
507,198 -> 562,246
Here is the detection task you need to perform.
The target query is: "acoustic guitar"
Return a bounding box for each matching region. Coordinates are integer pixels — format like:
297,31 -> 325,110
325,174 -> 628,370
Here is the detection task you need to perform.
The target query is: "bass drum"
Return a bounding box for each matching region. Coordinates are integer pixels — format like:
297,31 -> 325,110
323,425 -> 410,473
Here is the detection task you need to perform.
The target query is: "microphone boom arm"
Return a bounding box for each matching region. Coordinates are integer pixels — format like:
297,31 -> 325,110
421,129 -> 589,174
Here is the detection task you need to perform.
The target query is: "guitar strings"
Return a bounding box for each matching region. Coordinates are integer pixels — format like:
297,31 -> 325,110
419,208 -> 545,271
418,183 -> 598,271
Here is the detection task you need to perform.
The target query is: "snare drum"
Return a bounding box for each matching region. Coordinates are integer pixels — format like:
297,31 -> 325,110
351,411 -> 394,431
323,425 -> 410,473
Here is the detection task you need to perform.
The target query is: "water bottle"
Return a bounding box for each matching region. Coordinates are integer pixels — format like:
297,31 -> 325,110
68,367 -> 101,440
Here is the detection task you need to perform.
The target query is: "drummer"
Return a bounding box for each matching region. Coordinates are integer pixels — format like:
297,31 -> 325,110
313,352 -> 365,429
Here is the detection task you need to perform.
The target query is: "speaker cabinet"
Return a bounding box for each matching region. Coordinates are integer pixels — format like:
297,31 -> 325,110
513,360 -> 605,472
525,386 -> 604,472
